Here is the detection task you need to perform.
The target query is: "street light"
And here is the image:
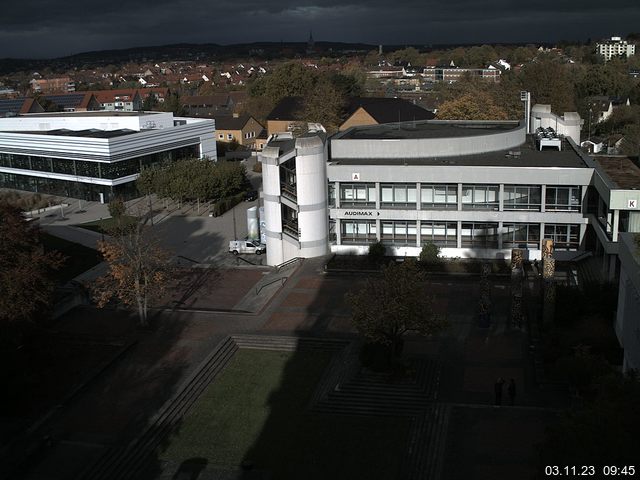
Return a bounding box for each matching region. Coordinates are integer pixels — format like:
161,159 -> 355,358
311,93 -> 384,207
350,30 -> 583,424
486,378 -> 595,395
588,108 -> 593,142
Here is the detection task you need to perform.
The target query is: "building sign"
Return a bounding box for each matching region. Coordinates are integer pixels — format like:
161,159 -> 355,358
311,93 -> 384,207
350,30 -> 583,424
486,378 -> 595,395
628,199 -> 638,209
352,172 -> 360,181
344,211 -> 380,217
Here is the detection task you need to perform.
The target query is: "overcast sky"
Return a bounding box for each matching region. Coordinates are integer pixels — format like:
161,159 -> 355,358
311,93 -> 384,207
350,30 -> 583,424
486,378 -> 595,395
1,0 -> 639,58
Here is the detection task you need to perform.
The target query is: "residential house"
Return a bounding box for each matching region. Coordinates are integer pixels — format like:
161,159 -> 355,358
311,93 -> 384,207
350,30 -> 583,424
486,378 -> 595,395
43,93 -> 101,112
182,93 -> 245,118
30,77 -> 75,94
0,97 -> 44,116
339,97 -> 435,131
215,114 -> 264,148
92,89 -> 143,111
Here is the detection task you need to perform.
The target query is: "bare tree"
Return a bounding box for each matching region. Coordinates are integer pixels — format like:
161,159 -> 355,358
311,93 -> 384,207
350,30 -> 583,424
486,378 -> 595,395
93,220 -> 172,326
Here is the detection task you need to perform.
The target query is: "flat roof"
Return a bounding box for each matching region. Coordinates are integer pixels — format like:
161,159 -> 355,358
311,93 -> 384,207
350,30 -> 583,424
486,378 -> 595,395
336,120 -> 520,140
15,111 -> 158,118
595,156 -> 640,189
330,137 -> 589,169
5,128 -> 138,138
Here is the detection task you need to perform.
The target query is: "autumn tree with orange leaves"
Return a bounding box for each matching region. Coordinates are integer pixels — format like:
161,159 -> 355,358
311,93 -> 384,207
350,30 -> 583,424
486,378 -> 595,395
93,221 -> 172,326
0,203 -> 64,324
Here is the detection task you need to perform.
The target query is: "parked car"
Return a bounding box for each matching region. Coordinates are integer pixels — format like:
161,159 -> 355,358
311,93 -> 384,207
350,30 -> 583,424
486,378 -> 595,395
229,239 -> 266,255
244,190 -> 258,202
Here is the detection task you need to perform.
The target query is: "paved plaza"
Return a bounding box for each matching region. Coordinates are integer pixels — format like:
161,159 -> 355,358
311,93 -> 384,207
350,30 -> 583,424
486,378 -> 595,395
2,250 -> 569,480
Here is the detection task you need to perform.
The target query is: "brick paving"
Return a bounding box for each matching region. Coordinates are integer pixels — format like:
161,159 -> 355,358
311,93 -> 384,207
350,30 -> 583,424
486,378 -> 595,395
8,257 -> 569,480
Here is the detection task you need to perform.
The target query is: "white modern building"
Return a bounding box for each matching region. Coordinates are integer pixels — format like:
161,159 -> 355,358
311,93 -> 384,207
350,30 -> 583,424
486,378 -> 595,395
0,111 -> 216,202
596,36 -> 636,61
261,127 -> 330,265
616,233 -> 640,372
260,106 -> 640,274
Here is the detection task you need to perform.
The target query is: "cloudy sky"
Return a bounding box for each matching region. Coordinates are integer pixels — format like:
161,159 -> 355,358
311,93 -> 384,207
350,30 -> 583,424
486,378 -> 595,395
1,0 -> 639,58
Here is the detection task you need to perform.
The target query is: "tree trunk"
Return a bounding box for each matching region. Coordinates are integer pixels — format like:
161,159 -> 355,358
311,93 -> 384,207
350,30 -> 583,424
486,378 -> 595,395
135,277 -> 147,327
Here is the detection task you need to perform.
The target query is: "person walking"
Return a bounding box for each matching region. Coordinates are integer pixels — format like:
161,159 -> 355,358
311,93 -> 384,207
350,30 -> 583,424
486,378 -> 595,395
508,378 -> 516,405
494,377 -> 505,405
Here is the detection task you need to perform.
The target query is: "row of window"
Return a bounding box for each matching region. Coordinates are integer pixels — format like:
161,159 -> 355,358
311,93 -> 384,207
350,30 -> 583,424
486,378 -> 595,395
217,131 -> 257,141
333,183 -> 581,212
340,220 -> 580,250
0,172 -> 137,202
0,145 -> 199,180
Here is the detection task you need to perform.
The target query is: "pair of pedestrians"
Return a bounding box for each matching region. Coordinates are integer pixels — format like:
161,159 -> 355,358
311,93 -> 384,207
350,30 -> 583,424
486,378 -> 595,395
494,377 -> 516,405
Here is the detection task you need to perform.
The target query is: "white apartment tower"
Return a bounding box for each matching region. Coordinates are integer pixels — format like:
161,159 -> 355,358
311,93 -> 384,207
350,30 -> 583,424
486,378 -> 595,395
596,36 -> 636,61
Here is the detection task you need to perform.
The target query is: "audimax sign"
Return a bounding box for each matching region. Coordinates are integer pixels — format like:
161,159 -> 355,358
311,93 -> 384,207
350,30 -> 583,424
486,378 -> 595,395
344,211 -> 380,217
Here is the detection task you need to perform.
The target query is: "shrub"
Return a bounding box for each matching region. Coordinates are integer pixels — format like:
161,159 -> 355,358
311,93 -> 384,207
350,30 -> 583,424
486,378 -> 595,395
419,242 -> 441,264
211,193 -> 245,217
108,197 -> 126,218
368,241 -> 386,261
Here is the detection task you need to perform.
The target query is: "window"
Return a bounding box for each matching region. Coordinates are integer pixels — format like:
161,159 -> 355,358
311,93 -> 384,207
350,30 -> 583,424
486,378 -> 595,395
381,221 -> 417,246
341,220 -> 377,244
544,224 -> 580,250
30,156 -> 52,173
462,185 -> 499,210
328,182 -> 335,208
421,184 -> 457,209
340,183 -> 376,208
52,158 -> 75,175
421,222 -> 457,247
461,222 -> 499,248
504,185 -> 541,211
380,183 -> 417,208
545,186 -> 581,211
502,223 -> 541,249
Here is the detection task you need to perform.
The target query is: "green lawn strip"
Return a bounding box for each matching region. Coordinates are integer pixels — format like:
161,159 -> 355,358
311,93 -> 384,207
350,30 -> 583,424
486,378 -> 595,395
160,349 -> 410,479
40,232 -> 101,283
76,215 -> 137,234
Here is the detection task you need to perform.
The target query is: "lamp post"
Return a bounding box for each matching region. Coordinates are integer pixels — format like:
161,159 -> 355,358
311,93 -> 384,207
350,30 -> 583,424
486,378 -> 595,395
588,108 -> 593,142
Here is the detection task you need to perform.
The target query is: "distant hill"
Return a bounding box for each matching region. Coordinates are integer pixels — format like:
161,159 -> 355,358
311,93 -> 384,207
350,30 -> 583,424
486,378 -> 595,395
0,40 -> 558,75
0,41 -> 378,74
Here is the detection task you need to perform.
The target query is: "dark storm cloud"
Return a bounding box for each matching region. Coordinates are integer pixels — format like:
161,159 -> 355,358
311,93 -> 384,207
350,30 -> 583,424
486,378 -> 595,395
1,0 -> 639,58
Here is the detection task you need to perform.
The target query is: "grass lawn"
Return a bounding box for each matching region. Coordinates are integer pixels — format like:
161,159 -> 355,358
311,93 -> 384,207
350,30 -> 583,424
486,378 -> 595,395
160,349 -> 411,479
40,232 -> 101,283
77,215 -> 137,234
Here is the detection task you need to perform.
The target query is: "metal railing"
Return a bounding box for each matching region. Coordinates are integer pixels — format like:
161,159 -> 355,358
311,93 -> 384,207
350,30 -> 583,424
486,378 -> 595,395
255,277 -> 286,295
275,257 -> 303,272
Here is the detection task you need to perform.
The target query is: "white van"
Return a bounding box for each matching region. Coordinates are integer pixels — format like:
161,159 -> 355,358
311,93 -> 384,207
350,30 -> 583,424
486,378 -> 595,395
229,239 -> 266,255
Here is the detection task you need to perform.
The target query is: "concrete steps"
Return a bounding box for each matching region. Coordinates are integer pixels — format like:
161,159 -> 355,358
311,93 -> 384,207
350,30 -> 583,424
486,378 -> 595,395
403,404 -> 451,480
230,334 -> 349,352
78,336 -> 239,480
312,358 -> 441,417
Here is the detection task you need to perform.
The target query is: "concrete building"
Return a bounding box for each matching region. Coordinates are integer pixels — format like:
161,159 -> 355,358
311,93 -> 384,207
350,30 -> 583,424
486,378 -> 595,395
259,106 -> 640,271
0,111 -> 216,202
261,126 -> 330,265
596,36 -> 636,61
615,233 -> 640,372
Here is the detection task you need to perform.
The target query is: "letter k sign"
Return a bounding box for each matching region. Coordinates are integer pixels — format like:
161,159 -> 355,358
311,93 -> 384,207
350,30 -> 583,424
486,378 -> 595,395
629,199 -> 638,209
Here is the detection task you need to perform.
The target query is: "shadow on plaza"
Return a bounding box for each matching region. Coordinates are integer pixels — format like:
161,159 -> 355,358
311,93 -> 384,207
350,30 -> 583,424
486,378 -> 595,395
6,216 -> 229,480
135,255 -> 565,480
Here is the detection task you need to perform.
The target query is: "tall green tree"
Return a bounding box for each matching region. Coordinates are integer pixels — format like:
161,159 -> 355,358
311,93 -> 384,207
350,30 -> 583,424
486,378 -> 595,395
346,260 -> 447,359
437,90 -> 509,120
521,57 -> 576,113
